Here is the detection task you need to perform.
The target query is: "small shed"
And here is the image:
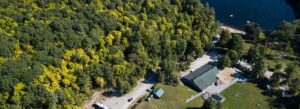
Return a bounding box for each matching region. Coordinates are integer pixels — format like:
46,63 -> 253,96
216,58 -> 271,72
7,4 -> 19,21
211,93 -> 225,102
153,88 -> 165,98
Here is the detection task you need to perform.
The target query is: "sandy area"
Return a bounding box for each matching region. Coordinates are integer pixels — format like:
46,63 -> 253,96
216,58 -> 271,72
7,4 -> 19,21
101,80 -> 153,109
221,26 -> 246,34
218,67 -> 236,84
264,70 -> 274,79
83,78 -> 154,109
180,54 -> 215,77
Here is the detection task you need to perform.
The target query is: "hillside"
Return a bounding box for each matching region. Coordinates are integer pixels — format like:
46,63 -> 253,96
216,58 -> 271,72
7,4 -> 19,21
0,0 -> 219,108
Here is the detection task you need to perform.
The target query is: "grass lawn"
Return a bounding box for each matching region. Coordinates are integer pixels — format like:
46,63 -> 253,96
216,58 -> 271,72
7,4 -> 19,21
221,83 -> 275,109
134,83 -> 204,109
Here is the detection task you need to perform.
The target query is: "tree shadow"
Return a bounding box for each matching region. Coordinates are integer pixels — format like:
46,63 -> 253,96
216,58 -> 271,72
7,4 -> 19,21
102,90 -> 122,98
247,77 -> 270,90
142,70 -> 159,84
270,95 -> 300,109
207,48 -> 223,60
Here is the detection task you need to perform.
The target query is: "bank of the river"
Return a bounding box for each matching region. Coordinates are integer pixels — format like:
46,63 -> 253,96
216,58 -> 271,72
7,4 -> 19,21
221,26 -> 245,34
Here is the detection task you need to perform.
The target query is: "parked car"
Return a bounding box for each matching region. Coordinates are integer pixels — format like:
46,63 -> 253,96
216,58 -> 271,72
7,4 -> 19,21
93,102 -> 109,109
128,97 -> 133,102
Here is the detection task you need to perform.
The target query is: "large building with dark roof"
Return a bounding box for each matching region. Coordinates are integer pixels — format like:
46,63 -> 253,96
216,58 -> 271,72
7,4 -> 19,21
181,64 -> 219,92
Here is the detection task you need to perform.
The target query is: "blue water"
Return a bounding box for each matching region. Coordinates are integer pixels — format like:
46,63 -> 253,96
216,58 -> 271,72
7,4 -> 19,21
202,0 -> 295,31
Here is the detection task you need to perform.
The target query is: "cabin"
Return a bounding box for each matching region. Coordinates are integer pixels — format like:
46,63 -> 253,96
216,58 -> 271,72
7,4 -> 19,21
181,64 -> 219,92
152,88 -> 165,98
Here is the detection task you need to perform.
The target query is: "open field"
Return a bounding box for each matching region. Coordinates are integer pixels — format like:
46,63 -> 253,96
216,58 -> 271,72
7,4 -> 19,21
134,83 -> 204,109
221,83 -> 275,109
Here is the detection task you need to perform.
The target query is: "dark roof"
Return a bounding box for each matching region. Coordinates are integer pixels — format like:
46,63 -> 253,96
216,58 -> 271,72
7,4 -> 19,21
184,64 -> 215,80
183,64 -> 219,91
153,88 -> 164,98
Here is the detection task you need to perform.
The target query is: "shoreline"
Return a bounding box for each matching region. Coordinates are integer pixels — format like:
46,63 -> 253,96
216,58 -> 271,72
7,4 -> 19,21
221,25 -> 246,34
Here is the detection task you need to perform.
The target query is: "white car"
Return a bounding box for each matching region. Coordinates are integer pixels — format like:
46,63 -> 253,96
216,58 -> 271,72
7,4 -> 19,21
93,102 -> 109,109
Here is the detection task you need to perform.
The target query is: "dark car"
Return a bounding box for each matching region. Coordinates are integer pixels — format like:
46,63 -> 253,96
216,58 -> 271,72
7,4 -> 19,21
128,97 -> 133,102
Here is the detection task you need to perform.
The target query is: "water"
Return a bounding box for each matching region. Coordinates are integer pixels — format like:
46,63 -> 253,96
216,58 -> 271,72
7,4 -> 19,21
202,0 -> 295,31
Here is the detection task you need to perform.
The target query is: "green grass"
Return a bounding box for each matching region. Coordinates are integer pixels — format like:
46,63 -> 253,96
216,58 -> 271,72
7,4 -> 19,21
243,42 -> 254,54
221,83 -> 275,109
135,83 -> 204,109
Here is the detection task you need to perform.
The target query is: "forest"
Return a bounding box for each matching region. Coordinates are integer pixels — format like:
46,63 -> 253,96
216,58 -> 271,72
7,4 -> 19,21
0,0 -> 219,108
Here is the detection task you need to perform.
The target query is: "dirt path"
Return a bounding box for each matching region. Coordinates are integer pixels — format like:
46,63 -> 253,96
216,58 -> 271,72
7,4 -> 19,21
83,78 -> 154,109
83,91 -> 103,109
101,79 -> 154,109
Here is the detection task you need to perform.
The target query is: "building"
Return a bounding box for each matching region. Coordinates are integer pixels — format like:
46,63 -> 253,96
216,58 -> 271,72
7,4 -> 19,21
181,64 -> 219,92
153,88 -> 165,98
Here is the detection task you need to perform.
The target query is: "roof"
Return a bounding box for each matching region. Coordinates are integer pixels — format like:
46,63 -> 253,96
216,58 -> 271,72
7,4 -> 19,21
153,88 -> 165,98
211,93 -> 225,102
185,64 -> 215,80
184,64 -> 219,91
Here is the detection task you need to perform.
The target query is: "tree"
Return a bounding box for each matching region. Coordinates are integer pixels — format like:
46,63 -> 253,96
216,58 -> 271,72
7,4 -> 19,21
188,36 -> 204,58
284,41 -> 294,54
218,54 -> 232,70
0,35 -> 15,57
228,50 -> 239,62
227,34 -> 245,54
117,80 -> 131,93
203,98 -> 223,109
244,22 -> 265,42
271,21 -> 296,42
290,78 -> 300,95
160,57 -> 178,85
275,63 -> 283,71
95,77 -> 106,88
271,72 -> 282,87
253,58 -> 266,78
218,30 -> 232,47
247,45 -> 265,62
285,64 -> 298,82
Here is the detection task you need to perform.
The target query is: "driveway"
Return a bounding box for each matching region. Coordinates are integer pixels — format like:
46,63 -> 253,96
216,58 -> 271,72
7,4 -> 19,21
180,53 -> 217,77
101,79 -> 154,109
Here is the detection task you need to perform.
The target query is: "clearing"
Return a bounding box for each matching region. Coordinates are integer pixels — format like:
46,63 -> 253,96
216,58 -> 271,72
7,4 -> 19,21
134,83 -> 204,109
221,83 -> 274,109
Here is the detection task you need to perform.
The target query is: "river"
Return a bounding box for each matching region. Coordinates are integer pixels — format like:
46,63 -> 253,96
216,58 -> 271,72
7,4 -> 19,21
202,0 -> 295,31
